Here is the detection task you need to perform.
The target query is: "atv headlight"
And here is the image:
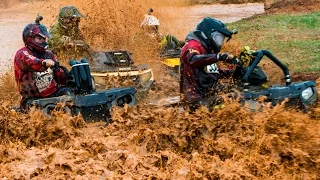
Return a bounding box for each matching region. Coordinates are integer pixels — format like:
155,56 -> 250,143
140,71 -> 152,85
301,87 -> 313,100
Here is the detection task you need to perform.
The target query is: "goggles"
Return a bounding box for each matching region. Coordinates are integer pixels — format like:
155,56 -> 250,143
211,31 -> 225,47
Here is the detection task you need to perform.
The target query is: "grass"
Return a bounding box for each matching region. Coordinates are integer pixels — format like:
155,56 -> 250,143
229,11 -> 320,72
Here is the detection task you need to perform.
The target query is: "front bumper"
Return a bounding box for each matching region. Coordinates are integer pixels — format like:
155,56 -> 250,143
91,68 -> 154,92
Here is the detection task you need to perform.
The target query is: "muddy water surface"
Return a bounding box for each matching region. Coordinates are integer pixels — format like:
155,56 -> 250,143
160,3 -> 264,39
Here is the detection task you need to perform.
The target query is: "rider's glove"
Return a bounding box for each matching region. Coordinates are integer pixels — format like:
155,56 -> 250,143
218,53 -> 239,64
42,59 -> 55,67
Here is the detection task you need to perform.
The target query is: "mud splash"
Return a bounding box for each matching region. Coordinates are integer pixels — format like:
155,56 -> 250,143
0,100 -> 319,179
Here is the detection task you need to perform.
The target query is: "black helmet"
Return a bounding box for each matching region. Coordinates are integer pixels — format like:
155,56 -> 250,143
195,17 -> 235,53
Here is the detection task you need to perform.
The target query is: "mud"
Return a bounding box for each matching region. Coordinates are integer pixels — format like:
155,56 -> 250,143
265,0 -> 320,14
0,0 -> 320,179
0,100 -> 319,179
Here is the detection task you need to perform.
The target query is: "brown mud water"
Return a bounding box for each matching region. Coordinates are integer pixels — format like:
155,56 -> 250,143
0,0 -> 319,179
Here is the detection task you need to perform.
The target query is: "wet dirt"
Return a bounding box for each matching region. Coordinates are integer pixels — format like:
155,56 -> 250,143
0,0 -> 320,179
265,0 -> 320,14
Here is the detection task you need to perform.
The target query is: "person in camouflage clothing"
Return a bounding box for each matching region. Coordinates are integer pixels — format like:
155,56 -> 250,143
49,6 -> 94,65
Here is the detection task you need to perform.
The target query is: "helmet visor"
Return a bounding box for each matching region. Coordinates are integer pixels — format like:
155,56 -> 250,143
211,31 -> 225,48
38,24 -> 51,39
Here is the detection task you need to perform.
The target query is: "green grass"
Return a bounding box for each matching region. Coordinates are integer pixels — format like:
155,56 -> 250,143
229,11 -> 320,72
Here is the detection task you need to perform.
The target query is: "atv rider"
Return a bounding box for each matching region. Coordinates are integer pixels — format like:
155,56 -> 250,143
49,6 -> 93,65
180,17 -> 237,111
14,16 -> 69,111
160,34 -> 185,51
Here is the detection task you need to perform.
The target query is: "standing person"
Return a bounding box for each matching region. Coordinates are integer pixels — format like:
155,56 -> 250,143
49,6 -> 93,65
140,8 -> 161,38
140,9 -> 183,55
180,17 -> 238,111
14,16 -> 69,111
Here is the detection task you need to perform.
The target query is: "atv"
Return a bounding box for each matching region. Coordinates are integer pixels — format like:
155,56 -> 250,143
230,47 -> 318,110
151,47 -> 318,110
160,48 -> 180,79
89,50 -> 154,93
25,59 -> 137,123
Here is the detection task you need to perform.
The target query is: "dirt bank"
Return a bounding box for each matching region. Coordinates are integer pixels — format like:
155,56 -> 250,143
265,0 -> 320,13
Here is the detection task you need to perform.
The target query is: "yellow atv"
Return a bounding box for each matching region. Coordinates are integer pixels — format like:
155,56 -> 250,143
160,48 -> 181,78
159,34 -> 183,78
90,50 -> 154,93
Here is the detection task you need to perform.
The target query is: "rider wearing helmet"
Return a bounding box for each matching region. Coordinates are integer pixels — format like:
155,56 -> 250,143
49,6 -> 93,64
180,17 -> 237,111
14,16 -> 69,111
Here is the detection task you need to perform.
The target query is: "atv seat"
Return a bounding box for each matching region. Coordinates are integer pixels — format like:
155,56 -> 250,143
69,58 -> 94,94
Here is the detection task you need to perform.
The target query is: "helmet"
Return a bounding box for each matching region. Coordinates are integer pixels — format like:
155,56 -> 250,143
195,17 -> 233,53
58,6 -> 85,28
22,16 -> 51,52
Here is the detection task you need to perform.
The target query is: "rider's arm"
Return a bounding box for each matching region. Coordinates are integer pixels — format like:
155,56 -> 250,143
183,40 -> 219,68
189,53 -> 219,68
14,49 -> 47,72
183,40 -> 231,68
47,53 -> 68,85
188,52 -> 235,68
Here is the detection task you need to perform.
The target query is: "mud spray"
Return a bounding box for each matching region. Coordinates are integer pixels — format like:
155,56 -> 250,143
0,0 -> 319,179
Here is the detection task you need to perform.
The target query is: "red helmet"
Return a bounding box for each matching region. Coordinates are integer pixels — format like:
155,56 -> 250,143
22,17 -> 51,52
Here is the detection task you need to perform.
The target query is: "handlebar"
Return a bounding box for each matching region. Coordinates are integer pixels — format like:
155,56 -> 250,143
235,50 -> 291,87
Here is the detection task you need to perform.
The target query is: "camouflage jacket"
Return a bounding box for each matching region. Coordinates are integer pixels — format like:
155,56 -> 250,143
48,23 -> 94,65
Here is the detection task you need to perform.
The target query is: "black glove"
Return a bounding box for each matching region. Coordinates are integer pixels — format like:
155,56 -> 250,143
218,53 -> 239,64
